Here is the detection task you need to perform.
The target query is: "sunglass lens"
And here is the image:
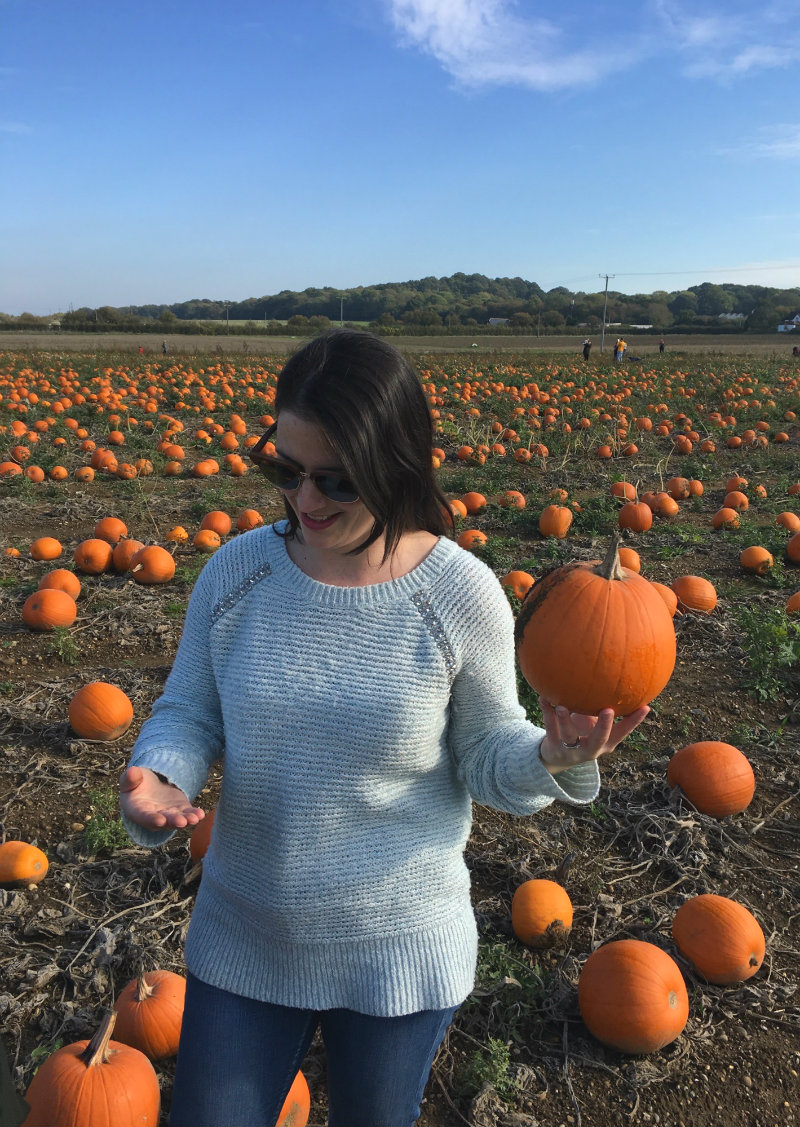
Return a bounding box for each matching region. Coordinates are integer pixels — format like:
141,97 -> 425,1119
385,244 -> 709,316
320,476 -> 359,503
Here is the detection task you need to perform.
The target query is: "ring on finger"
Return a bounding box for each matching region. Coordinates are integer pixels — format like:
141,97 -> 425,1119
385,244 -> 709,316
561,738 -> 581,750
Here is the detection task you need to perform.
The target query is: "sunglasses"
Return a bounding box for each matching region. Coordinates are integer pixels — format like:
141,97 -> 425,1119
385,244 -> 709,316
248,427 -> 360,504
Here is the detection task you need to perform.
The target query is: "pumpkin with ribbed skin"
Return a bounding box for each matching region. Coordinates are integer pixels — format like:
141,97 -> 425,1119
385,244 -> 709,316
22,1011 -> 159,1127
22,589 -> 77,631
68,682 -> 134,741
94,516 -> 128,545
672,894 -> 765,985
0,840 -> 49,887
539,504 -> 573,539
578,939 -> 689,1054
199,510 -> 232,536
515,537 -> 676,716
739,546 -> 774,575
30,536 -> 63,561
618,501 -> 653,532
511,879 -> 573,947
113,971 -> 186,1060
672,575 -> 717,614
667,741 -> 754,818
129,545 -> 175,584
112,538 -> 145,573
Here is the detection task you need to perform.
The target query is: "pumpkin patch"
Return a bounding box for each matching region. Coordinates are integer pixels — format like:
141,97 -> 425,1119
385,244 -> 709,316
1,343 -> 798,1126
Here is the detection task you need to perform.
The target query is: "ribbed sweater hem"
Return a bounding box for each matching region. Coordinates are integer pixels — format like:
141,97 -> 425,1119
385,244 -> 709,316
184,881 -> 478,1017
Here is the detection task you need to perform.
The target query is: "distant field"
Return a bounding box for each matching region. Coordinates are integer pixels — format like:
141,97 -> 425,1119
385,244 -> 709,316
0,330 -> 797,358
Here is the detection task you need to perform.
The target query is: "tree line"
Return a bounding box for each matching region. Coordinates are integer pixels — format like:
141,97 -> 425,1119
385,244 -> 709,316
3,273 -> 799,335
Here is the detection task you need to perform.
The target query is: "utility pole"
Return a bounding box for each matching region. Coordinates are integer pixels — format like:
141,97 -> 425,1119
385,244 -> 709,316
599,274 -> 615,352
340,295 -> 344,327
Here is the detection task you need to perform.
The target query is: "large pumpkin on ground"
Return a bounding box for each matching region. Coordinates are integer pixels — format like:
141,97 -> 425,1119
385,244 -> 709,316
514,536 -> 676,715
578,939 -> 689,1054
23,1011 -> 160,1127
672,894 -> 765,985
667,741 -> 754,818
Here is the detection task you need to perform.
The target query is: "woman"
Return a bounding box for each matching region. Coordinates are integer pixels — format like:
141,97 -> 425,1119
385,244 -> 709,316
120,329 -> 647,1127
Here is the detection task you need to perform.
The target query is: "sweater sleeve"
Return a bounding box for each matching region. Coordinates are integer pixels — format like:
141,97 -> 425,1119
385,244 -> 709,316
441,553 -> 600,816
122,557 -> 225,848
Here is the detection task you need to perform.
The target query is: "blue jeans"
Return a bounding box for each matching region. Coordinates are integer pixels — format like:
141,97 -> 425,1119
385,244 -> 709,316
169,972 -> 458,1127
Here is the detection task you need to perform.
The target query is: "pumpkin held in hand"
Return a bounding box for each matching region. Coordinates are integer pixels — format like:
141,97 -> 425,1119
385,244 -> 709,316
514,535 -> 676,715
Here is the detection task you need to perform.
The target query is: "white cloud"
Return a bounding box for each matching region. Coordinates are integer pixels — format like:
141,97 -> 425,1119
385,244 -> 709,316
720,125 -> 800,161
385,0 -> 800,91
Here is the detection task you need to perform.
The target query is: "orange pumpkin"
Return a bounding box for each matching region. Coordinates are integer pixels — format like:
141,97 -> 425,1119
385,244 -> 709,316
0,840 -> 49,887
236,508 -> 264,531
618,501 -> 652,532
38,569 -> 81,600
189,808 -> 216,862
500,570 -> 535,601
667,741 -> 754,818
672,894 -> 765,985
617,547 -> 641,573
112,538 -> 145,573
723,490 -> 749,512
130,545 -> 176,584
22,589 -> 77,631
712,507 -> 739,530
456,529 -> 487,551
511,879 -> 573,947
785,532 -> 800,564
22,1011 -> 160,1127
30,536 -> 63,561
515,537 -> 675,716
194,528 -> 221,552
94,516 -> 129,545
671,575 -> 717,614
739,546 -> 773,575
786,591 -> 800,615
200,510 -> 232,536
775,512 -> 800,533
461,491 -> 487,514
650,582 -> 678,617
69,682 -> 134,741
539,504 -> 573,539
113,971 -> 186,1060
278,1071 -> 310,1127
73,538 -> 114,575
578,939 -> 689,1054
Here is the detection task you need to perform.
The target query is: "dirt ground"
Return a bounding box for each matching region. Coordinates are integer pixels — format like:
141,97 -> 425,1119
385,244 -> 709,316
1,436 -> 799,1125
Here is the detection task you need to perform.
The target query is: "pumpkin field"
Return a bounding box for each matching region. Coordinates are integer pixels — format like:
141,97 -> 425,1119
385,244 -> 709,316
1,343 -> 799,1127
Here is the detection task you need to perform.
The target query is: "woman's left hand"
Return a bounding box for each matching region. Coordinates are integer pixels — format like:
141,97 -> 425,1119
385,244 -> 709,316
538,697 -> 650,774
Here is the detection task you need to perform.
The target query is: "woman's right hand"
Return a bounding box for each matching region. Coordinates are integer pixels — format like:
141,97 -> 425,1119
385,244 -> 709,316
119,765 -> 206,831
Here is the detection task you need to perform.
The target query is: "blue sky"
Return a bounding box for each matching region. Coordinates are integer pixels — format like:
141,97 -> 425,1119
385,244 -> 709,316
2,0 -> 799,315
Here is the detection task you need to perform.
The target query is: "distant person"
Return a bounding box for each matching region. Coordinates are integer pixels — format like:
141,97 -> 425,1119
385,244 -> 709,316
162,340 -> 168,355
613,338 -> 622,363
139,345 -> 144,355
583,338 -> 592,361
792,344 -> 799,357
617,338 -> 627,363
659,339 -> 665,353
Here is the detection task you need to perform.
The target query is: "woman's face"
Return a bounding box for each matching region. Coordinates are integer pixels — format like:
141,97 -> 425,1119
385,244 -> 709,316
273,412 -> 376,556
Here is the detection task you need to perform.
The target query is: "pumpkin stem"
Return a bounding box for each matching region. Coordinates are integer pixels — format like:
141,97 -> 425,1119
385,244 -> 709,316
80,1011 -> 117,1068
134,972 -> 155,1002
595,533 -> 626,581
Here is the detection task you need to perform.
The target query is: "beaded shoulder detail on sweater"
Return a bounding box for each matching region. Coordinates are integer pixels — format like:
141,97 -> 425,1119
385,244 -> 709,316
410,589 -> 457,682
210,560 -> 273,625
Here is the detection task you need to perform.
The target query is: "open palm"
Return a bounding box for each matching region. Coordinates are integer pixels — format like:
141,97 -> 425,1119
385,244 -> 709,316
120,765 -> 206,831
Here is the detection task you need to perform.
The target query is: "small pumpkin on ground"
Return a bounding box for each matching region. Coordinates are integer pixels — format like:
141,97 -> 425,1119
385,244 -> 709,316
38,569 -> 81,600
194,528 -> 221,552
511,879 -> 573,948
68,681 -> 134,741
30,536 -> 63,561
500,570 -> 535,601
539,504 -> 573,539
672,894 -> 765,985
22,1011 -> 160,1127
671,575 -> 717,614
578,939 -> 689,1054
739,546 -> 774,575
456,529 -> 487,551
73,538 -> 114,575
0,840 -> 49,887
113,970 -> 187,1060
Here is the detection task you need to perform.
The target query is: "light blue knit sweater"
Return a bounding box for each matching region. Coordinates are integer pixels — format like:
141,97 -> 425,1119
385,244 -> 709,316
123,522 -> 600,1016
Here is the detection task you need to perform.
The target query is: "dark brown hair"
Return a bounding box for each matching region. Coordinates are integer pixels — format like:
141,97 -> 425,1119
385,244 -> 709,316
269,329 -> 453,559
